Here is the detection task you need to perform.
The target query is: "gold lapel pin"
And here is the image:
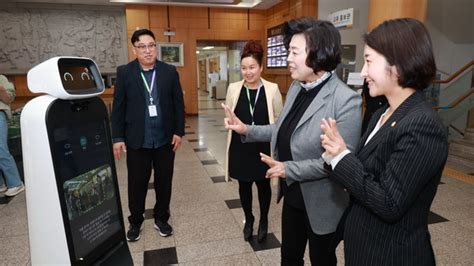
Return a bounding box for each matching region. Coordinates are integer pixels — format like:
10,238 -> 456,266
391,121 -> 396,128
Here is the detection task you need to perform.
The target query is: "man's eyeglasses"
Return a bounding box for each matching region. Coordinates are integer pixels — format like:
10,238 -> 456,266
134,43 -> 157,51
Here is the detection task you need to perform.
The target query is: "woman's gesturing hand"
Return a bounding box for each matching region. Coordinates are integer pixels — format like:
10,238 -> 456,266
222,103 -> 248,135
260,153 -> 286,178
320,118 -> 347,157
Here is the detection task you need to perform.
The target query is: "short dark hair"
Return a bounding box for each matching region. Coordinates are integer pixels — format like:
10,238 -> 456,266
364,18 -> 436,91
241,41 -> 263,66
283,17 -> 341,72
131,28 -> 155,44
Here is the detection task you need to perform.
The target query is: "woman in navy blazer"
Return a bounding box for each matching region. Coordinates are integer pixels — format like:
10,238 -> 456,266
321,18 -> 448,265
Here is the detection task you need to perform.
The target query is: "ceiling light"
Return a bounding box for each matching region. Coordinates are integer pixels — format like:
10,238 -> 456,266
108,0 -> 271,9
202,46 -> 214,50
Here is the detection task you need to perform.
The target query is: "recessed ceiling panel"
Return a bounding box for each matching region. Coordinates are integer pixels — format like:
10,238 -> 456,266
167,0 -> 239,3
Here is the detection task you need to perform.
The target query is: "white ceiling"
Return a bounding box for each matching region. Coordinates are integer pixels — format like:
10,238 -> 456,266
5,0 -> 282,9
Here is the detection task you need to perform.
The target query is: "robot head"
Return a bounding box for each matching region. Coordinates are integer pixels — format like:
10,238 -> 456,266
27,56 -> 105,99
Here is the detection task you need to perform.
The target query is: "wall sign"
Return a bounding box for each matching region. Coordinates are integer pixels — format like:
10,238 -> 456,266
328,8 -> 354,29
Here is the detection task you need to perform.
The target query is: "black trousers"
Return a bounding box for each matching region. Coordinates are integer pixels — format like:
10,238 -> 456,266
281,199 -> 337,266
238,179 -> 271,221
126,144 -> 175,226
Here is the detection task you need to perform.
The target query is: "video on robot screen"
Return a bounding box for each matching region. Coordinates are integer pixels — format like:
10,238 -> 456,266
59,65 -> 97,91
52,121 -> 121,260
63,165 -> 115,221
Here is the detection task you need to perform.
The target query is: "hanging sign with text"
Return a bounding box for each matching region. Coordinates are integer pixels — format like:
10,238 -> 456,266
328,8 -> 354,29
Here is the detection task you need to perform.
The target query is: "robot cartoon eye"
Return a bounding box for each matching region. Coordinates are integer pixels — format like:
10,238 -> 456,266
63,72 -> 74,82
28,57 -> 105,97
81,72 -> 91,80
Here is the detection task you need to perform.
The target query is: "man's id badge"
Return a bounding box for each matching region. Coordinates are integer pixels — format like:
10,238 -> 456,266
148,105 -> 157,117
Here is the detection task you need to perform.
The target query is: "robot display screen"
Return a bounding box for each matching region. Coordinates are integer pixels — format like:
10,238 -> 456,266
58,58 -> 99,93
49,112 -> 122,262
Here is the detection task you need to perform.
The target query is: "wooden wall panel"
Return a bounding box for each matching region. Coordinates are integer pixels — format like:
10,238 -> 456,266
169,26 -> 197,115
210,8 -> 248,30
249,10 -> 267,31
149,28 -> 169,43
265,0 -> 317,27
368,0 -> 427,30
306,4 -> 318,17
149,6 -> 168,29
306,0 -> 318,17
167,5 -> 209,114
126,6 -> 150,61
169,6 -> 208,29
126,30 -> 134,61
266,6 -> 290,28
9,75 -> 41,111
172,16 -> 208,29
211,8 -> 247,20
208,29 -> 264,41
468,108 -> 474,128
125,5 -> 150,31
262,73 -> 292,97
149,6 -> 168,43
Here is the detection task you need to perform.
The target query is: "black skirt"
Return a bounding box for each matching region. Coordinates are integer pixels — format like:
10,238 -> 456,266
229,86 -> 271,182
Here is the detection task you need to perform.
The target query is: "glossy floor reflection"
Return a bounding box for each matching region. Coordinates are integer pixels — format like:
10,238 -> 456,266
0,91 -> 473,265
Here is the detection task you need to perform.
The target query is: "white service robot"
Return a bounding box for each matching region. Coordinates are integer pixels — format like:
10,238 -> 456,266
21,57 -> 133,265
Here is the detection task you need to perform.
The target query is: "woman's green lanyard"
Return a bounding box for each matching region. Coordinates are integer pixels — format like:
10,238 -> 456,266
244,83 -> 262,125
140,70 -> 157,117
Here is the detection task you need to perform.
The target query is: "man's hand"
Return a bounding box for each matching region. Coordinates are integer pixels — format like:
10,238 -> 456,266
260,153 -> 286,179
222,103 -> 248,135
113,142 -> 127,160
172,134 -> 182,152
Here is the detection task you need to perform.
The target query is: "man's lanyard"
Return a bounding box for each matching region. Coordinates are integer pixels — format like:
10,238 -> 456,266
140,70 -> 156,105
244,83 -> 262,125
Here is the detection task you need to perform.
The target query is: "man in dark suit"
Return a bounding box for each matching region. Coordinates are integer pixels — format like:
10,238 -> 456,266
112,28 -> 185,242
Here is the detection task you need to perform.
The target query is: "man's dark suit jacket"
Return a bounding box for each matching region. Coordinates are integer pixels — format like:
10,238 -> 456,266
112,59 -> 185,149
332,91 -> 448,265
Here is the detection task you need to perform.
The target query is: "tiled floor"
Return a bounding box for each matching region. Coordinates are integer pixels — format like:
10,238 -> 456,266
1,91 -> 473,265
